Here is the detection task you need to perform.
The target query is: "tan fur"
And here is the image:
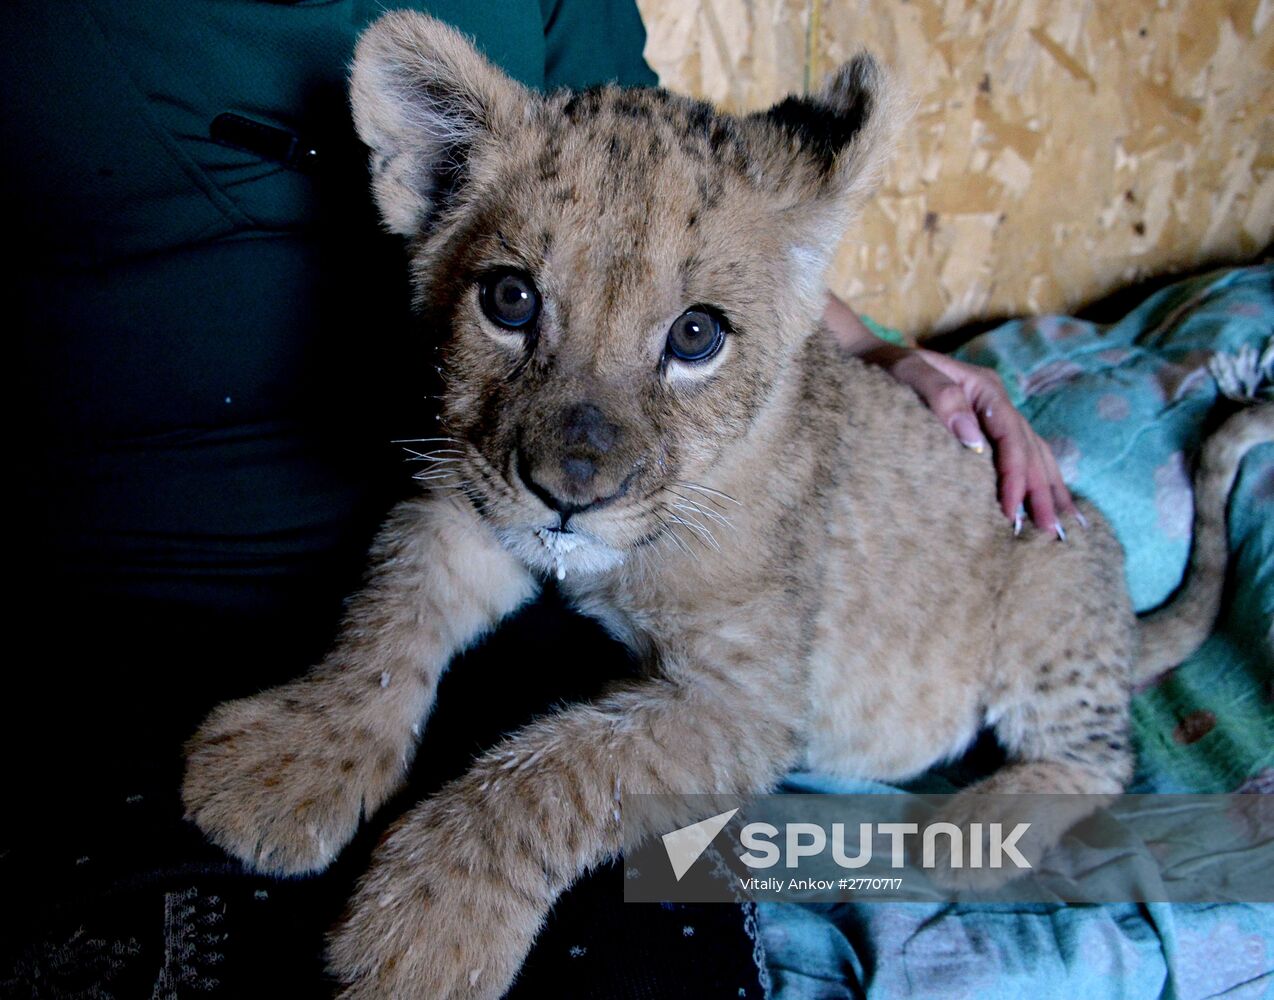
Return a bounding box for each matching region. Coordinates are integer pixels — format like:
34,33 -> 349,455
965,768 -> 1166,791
181,12 -> 1272,998
1134,403 -> 1272,682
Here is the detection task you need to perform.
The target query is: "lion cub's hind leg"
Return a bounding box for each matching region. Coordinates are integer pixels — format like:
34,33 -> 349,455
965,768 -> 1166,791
931,513 -> 1136,885
984,509 -> 1137,793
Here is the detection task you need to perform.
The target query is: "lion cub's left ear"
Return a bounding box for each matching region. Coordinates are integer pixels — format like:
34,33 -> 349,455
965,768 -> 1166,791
753,54 -> 904,255
350,11 -> 531,237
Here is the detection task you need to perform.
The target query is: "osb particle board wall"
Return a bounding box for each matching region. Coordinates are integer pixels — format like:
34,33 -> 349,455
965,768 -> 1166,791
635,0 -> 1274,337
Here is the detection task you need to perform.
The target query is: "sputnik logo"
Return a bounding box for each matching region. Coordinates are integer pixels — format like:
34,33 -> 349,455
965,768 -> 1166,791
661,809 -> 739,880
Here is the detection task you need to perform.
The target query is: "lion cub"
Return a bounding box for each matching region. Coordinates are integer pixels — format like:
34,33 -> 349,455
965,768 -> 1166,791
182,11 -> 1271,998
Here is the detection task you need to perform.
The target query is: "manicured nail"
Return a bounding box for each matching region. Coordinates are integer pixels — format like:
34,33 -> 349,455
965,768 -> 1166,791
1055,520 -> 1067,542
1013,508 -> 1024,536
1075,510 -> 1089,529
953,414 -> 986,453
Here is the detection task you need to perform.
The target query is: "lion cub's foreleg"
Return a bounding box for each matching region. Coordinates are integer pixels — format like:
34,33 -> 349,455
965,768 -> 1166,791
182,497 -> 537,875
326,639 -> 807,999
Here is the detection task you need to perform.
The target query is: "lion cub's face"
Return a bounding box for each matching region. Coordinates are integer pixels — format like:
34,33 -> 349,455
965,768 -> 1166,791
352,13 -> 894,579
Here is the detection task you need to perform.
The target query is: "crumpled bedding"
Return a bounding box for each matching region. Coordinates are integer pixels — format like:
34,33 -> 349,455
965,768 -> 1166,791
760,265 -> 1274,1000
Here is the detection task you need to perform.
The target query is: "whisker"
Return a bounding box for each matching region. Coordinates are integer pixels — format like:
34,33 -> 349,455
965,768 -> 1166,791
402,448 -> 467,460
658,524 -> 694,558
667,493 -> 734,530
659,502 -> 718,551
404,457 -> 464,468
667,514 -> 721,552
674,481 -> 742,508
468,452 -> 516,506
672,504 -> 731,540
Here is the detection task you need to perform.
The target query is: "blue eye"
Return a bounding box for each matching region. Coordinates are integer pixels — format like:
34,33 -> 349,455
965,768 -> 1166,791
666,307 -> 725,362
480,269 -> 540,329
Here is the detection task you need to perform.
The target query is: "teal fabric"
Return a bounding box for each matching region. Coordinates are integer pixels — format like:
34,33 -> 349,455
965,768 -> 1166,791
955,266 -> 1273,612
541,0 -> 658,91
860,313 -> 907,347
761,266 -> 1274,1000
7,2 -> 549,270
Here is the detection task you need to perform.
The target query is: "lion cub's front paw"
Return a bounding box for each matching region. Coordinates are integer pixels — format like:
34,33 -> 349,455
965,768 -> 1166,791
327,798 -> 544,1000
183,684 -> 404,875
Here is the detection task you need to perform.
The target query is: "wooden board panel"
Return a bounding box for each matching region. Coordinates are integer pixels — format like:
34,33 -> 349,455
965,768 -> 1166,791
637,0 -> 1274,335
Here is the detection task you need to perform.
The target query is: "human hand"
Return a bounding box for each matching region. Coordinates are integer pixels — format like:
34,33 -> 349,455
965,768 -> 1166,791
823,294 -> 1077,535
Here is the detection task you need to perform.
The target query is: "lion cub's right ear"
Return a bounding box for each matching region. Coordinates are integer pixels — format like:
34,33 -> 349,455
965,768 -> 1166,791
350,11 -> 531,237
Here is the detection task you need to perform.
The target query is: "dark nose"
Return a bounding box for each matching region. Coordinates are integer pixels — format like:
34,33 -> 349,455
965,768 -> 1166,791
561,455 -> 598,492
517,402 -> 630,522
517,450 -> 624,520
561,402 -> 618,452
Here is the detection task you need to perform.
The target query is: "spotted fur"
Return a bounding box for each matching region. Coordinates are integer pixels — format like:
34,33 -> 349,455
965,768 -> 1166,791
181,12 -> 1272,998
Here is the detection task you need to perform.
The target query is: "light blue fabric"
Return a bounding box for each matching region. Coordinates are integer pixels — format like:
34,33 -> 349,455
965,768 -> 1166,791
760,266 -> 1274,1000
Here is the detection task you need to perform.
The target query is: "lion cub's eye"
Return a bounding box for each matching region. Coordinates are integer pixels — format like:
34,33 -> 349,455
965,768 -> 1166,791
479,269 -> 540,330
666,307 -> 726,363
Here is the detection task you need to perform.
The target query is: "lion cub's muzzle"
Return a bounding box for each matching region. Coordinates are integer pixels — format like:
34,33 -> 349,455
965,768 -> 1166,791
514,400 -> 645,526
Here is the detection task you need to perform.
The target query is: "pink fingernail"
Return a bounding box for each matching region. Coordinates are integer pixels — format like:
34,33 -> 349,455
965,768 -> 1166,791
953,414 -> 985,453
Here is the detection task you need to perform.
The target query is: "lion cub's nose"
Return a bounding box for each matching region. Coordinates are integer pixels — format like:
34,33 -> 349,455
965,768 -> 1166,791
561,402 -> 618,452
517,401 -> 633,521
561,455 -> 599,492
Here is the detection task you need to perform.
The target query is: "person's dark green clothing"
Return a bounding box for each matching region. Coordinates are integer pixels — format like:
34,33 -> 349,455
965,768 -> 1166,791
4,6 -> 767,998
9,0 -> 656,615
